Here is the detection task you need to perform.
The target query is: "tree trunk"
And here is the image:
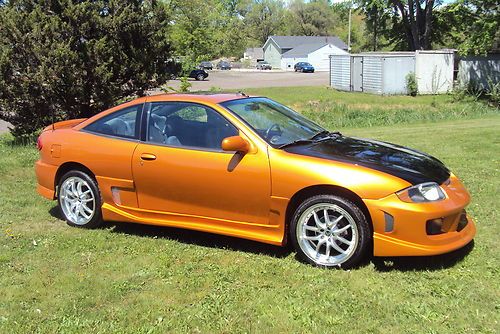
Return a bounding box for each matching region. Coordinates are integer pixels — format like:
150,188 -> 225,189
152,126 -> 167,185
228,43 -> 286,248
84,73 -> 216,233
422,0 -> 435,49
392,0 -> 434,50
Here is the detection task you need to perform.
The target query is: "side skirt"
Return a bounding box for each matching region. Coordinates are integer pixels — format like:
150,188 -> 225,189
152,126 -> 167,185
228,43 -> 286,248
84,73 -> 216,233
101,201 -> 287,246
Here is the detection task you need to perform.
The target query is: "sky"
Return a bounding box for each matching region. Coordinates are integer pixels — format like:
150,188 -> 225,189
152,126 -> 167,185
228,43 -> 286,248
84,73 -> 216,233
330,0 -> 455,3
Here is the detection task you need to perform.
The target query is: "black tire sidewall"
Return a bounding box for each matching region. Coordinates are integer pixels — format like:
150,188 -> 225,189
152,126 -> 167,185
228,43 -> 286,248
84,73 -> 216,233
290,194 -> 371,269
57,170 -> 103,228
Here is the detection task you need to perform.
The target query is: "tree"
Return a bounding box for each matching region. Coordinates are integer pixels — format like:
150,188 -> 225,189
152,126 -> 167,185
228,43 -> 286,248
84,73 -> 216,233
330,2 -> 367,53
0,0 -> 177,138
169,0 -> 247,66
288,0 -> 334,36
357,0 -> 391,51
240,0 -> 286,45
390,0 -> 439,50
445,0 -> 499,55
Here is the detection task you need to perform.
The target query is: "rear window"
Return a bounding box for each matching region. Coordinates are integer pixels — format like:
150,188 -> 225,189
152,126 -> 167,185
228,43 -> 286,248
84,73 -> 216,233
84,104 -> 142,139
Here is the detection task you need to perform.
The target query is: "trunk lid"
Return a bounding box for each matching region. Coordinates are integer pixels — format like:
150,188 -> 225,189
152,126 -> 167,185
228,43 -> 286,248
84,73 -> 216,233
42,118 -> 87,132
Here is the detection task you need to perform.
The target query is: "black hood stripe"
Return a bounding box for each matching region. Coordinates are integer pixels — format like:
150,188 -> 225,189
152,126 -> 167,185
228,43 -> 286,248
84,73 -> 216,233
284,136 -> 450,185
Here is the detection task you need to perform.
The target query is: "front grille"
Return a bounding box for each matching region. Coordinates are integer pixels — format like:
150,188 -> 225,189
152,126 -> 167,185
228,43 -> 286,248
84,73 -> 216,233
426,219 -> 445,235
426,210 -> 468,235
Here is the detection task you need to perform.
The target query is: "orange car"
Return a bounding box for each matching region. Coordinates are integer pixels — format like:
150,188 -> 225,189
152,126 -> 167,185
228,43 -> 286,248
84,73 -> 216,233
35,93 -> 476,268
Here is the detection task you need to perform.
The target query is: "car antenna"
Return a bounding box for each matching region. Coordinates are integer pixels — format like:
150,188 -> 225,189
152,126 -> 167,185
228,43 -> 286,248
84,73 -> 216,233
51,108 -> 55,131
237,91 -> 249,97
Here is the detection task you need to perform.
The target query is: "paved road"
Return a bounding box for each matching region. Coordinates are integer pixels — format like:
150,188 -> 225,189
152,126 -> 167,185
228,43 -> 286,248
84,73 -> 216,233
161,70 -> 330,92
0,119 -> 11,134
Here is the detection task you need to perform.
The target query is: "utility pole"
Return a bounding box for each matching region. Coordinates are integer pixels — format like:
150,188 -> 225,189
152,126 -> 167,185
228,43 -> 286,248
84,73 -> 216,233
347,0 -> 352,52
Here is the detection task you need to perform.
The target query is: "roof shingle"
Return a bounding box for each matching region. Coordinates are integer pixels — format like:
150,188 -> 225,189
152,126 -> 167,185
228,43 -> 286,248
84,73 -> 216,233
269,35 -> 347,51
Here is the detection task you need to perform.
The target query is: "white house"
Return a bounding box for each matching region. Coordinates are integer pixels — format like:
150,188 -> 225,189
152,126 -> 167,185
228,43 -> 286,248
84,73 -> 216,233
263,35 -> 348,71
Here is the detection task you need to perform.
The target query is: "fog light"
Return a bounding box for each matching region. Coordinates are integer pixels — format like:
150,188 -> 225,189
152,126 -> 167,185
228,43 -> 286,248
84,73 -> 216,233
426,218 -> 445,235
457,210 -> 468,232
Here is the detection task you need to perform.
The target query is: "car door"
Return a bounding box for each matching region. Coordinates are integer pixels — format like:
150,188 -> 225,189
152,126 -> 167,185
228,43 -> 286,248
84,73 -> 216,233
77,103 -> 143,206
132,101 -> 271,225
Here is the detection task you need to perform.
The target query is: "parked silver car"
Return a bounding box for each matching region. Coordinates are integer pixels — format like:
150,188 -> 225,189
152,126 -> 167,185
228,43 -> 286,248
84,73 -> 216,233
256,61 -> 272,70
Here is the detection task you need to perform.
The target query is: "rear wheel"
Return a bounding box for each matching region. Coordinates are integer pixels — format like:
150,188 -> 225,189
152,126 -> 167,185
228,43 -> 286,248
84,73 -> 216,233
58,170 -> 103,228
196,74 -> 205,81
290,194 -> 370,269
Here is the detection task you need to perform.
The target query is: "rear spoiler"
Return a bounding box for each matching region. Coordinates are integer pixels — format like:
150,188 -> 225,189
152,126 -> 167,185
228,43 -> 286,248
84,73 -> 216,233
42,118 -> 87,132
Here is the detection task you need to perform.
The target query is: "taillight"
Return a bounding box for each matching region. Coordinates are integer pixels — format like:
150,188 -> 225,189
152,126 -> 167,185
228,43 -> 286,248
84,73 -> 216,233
36,136 -> 43,151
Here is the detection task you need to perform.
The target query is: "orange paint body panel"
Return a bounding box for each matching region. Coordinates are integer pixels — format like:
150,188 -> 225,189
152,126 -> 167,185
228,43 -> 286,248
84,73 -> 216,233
34,93 -> 476,257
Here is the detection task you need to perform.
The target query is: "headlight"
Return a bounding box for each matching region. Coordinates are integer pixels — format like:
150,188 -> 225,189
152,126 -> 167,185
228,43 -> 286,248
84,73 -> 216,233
396,182 -> 446,203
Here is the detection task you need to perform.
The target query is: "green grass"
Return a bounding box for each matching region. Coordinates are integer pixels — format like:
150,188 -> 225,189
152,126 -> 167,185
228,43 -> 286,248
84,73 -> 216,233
0,91 -> 499,333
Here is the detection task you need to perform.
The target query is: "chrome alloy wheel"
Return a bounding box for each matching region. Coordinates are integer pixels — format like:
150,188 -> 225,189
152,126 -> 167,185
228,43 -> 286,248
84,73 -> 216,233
60,176 -> 96,225
296,203 -> 358,266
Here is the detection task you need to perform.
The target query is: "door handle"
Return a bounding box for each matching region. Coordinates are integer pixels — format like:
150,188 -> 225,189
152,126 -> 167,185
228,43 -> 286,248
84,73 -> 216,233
140,153 -> 157,161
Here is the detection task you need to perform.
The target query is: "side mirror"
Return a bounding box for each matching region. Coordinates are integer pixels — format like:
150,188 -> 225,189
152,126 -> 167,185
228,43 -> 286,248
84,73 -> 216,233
221,136 -> 250,153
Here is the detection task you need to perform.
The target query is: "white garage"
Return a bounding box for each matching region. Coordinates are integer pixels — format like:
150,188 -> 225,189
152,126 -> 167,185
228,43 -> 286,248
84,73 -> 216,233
263,35 -> 348,71
330,50 -> 455,94
281,43 -> 348,71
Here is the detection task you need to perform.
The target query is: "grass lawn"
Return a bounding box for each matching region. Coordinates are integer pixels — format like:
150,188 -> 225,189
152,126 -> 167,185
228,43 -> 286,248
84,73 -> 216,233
0,90 -> 499,333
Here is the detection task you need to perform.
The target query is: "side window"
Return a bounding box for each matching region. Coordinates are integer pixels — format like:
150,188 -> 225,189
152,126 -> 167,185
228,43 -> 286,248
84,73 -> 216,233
147,102 -> 238,150
85,104 -> 142,139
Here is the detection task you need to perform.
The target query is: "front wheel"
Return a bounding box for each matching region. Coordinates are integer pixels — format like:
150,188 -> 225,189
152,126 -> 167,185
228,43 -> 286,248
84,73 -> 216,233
290,195 -> 371,269
58,170 -> 103,228
196,74 -> 205,81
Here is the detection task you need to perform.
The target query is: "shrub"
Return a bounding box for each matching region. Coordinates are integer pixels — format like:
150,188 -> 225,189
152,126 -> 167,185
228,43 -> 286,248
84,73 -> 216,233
405,72 -> 418,96
0,0 -> 179,139
453,78 -> 500,108
178,77 -> 192,93
486,79 -> 500,107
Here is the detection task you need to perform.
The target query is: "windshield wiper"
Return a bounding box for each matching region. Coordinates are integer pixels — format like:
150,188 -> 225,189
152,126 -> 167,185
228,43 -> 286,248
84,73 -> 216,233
278,131 -> 342,149
308,130 -> 342,141
277,139 -> 314,149
308,130 -> 330,140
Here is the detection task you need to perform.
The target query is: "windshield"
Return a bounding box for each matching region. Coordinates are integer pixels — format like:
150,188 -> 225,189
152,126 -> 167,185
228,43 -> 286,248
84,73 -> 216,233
220,97 -> 325,147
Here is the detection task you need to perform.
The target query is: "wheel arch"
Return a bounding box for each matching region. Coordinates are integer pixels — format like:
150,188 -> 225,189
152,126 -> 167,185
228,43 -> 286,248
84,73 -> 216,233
284,185 -> 373,246
54,162 -> 96,197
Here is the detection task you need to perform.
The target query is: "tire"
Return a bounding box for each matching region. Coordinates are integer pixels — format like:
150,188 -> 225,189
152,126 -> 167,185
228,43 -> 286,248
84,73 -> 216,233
57,170 -> 103,228
196,74 -> 204,81
290,194 -> 370,269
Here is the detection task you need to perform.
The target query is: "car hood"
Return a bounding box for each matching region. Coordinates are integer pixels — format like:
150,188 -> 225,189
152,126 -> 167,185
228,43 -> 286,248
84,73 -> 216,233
284,136 -> 450,185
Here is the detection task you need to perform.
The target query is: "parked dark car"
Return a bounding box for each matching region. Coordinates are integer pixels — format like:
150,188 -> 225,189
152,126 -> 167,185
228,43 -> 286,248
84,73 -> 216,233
256,61 -> 272,70
199,61 -> 213,70
217,61 -> 232,70
189,69 -> 209,81
294,62 -> 315,73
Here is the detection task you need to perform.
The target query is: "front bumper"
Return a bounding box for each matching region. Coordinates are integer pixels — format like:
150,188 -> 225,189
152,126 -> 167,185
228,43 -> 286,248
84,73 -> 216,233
364,175 -> 476,256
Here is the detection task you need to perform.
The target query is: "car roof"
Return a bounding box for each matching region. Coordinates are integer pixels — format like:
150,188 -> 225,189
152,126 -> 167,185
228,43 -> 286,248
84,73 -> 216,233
145,93 -> 251,104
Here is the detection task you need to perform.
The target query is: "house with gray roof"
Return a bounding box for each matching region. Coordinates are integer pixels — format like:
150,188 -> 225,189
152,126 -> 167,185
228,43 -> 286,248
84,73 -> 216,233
243,47 -> 264,64
263,35 -> 348,71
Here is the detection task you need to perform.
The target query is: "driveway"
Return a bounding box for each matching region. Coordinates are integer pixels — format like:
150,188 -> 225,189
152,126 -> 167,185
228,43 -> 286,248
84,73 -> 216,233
161,70 -> 330,92
0,119 -> 11,135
